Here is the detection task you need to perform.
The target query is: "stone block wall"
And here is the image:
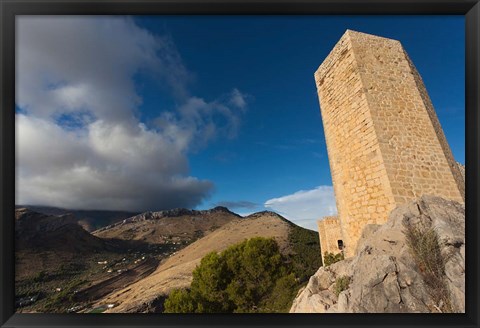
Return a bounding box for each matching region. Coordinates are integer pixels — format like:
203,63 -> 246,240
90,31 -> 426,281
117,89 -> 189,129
317,216 -> 343,263
315,30 -> 464,258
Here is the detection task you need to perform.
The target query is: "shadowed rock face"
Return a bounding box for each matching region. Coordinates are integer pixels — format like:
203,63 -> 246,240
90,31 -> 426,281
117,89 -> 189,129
15,208 -> 108,252
290,195 -> 465,313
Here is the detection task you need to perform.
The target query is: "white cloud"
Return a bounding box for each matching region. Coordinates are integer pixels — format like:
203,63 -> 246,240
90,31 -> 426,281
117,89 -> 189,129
229,88 -> 248,110
264,186 -> 337,231
15,16 -> 248,211
237,211 -> 256,218
155,92 -> 248,150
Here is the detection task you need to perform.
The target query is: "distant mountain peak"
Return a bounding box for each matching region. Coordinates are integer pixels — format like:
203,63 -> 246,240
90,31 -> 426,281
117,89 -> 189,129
93,206 -> 241,234
142,206 -> 237,219
245,210 -> 284,218
210,206 -> 231,212
243,210 -> 295,226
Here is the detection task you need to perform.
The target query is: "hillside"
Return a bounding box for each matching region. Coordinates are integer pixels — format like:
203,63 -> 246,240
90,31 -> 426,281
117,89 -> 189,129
15,208 -> 109,253
92,211 -> 319,313
15,209 -> 130,312
15,207 -> 320,313
93,206 -> 240,245
15,207 -> 261,313
15,209 -> 160,313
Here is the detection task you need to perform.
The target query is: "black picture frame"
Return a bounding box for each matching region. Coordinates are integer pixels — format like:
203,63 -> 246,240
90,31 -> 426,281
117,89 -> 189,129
1,1 -> 478,327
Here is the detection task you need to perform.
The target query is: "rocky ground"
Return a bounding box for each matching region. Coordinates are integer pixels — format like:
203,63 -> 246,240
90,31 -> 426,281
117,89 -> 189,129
290,195 -> 465,313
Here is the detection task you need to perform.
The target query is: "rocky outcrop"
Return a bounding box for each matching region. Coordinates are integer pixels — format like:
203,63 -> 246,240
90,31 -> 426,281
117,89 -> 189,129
290,195 -> 465,313
94,206 -> 239,233
457,162 -> 465,182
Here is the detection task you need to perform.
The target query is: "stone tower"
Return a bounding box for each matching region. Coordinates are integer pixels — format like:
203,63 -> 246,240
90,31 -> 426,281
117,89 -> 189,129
315,30 -> 464,259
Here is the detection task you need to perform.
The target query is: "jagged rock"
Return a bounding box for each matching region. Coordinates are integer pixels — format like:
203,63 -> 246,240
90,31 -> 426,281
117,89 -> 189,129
94,206 -> 239,233
290,195 -> 465,313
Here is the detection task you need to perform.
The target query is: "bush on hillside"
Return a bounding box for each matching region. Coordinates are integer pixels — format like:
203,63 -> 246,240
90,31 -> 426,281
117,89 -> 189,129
323,251 -> 344,267
163,237 -> 299,313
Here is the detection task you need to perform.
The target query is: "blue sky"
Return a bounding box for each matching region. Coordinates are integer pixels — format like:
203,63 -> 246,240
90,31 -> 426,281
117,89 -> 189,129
16,16 -> 465,230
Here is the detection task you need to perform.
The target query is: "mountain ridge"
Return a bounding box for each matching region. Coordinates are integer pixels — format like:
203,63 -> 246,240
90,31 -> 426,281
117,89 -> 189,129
15,205 -> 320,313
15,205 -> 138,232
93,206 -> 240,234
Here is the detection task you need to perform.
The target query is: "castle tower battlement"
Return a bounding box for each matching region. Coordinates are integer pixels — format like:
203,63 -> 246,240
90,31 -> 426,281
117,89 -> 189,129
315,30 -> 464,259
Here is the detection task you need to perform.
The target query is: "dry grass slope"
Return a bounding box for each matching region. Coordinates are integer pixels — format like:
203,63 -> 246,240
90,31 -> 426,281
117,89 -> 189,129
96,212 -> 293,313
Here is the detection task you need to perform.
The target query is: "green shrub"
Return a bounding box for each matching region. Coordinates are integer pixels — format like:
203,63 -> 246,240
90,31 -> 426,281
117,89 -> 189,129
334,276 -> 350,296
164,237 -> 299,313
288,226 -> 323,283
260,273 -> 298,312
403,220 -> 453,312
323,251 -> 344,267
163,289 -> 196,313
